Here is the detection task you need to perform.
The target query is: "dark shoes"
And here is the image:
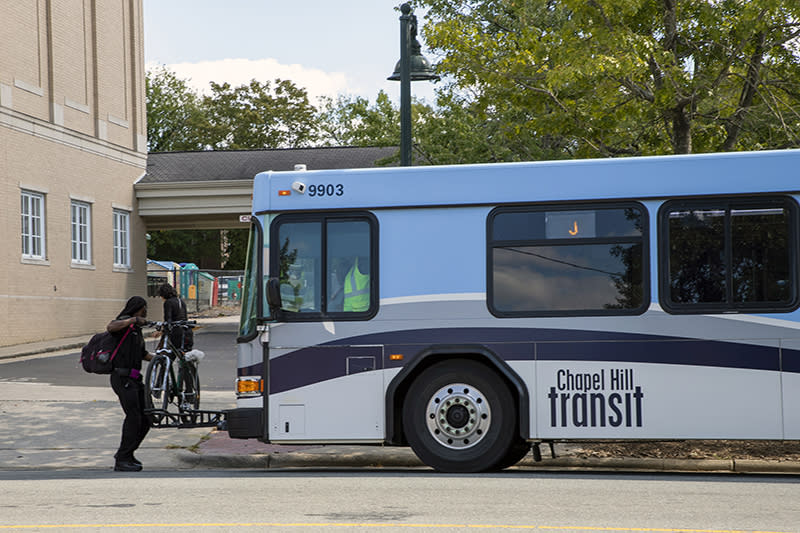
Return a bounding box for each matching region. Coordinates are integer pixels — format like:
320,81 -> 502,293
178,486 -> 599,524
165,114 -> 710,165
114,453 -> 142,470
114,460 -> 143,472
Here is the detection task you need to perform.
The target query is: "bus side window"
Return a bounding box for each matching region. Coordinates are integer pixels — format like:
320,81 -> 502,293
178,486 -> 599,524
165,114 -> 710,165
660,197 -> 798,313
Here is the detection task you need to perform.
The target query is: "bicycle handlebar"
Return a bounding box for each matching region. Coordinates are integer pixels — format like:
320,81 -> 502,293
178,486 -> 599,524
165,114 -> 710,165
146,320 -> 197,331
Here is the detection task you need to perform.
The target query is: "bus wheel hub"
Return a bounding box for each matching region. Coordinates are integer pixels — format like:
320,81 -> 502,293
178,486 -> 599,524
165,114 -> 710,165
425,383 -> 491,450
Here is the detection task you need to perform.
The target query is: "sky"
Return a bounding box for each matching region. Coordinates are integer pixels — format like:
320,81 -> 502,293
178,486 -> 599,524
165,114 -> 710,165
143,0 -> 438,106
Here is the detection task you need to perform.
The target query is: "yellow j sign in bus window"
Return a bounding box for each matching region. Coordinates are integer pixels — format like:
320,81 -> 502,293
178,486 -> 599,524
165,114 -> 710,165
569,221 -> 579,235
546,211 -> 596,238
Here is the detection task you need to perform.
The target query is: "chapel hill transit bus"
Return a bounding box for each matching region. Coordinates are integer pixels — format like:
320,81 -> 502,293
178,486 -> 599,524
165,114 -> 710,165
224,149 -> 800,473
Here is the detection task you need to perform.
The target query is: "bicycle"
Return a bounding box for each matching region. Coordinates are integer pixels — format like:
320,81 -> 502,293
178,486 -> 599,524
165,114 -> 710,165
144,320 -> 201,415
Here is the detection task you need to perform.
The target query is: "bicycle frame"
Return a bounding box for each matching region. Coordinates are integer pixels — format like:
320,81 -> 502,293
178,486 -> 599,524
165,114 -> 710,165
144,320 -> 224,429
157,337 -> 195,406
148,321 -> 198,410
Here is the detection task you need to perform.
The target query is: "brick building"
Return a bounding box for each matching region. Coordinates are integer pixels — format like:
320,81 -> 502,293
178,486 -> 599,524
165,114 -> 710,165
1,0 -> 148,346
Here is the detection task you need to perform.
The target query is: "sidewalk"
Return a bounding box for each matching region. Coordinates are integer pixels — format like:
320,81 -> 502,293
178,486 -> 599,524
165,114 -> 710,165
2,320 -> 800,474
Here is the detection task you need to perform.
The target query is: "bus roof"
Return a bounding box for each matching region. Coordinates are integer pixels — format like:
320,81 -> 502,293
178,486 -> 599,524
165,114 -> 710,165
252,149 -> 800,213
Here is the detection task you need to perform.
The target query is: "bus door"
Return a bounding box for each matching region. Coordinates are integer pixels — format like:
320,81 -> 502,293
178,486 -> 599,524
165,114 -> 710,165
267,212 -> 380,441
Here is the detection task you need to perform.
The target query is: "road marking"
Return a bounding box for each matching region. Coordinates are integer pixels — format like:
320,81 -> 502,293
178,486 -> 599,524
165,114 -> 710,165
0,523 -> 793,532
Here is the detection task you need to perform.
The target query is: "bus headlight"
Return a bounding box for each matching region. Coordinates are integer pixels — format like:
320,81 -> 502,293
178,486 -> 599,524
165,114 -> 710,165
236,376 -> 263,397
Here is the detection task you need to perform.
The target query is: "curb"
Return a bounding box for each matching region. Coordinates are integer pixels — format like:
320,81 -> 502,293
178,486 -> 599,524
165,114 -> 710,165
178,449 -> 425,469
520,457 -> 733,472
177,450 -> 800,473
733,459 -> 800,474
0,341 -> 85,360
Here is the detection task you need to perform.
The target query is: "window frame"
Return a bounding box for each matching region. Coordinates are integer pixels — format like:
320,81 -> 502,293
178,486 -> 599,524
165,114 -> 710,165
21,189 -> 46,260
112,209 -> 131,268
487,201 -> 650,318
658,196 -> 799,314
269,211 -> 379,322
70,200 -> 92,265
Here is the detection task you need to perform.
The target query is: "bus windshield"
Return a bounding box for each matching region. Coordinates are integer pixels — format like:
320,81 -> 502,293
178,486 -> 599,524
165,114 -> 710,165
238,217 -> 264,339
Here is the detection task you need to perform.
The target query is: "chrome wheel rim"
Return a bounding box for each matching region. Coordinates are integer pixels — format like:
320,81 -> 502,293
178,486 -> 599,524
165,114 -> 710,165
425,382 -> 491,450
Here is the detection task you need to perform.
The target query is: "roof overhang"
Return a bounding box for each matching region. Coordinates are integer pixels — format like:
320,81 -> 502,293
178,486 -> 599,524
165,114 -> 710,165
135,179 -> 253,230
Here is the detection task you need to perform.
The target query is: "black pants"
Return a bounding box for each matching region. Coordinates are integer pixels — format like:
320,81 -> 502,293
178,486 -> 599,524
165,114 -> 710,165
169,328 -> 193,351
110,373 -> 150,462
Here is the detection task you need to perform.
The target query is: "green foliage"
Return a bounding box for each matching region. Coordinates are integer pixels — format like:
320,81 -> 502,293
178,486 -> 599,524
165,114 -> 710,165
147,230 -> 221,269
415,0 -> 800,156
317,91 -> 400,147
201,79 -> 319,149
146,229 -> 248,270
222,229 -> 249,270
147,68 -> 320,151
146,66 -> 207,152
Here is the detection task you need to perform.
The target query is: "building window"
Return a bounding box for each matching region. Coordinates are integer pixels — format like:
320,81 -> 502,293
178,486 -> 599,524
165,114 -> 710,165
21,190 -> 46,260
488,203 -> 648,316
270,213 -> 378,320
70,201 -> 91,264
113,209 -> 130,268
660,197 -> 798,313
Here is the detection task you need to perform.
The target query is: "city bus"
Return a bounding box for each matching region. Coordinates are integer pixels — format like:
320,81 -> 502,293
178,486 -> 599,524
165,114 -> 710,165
224,149 -> 800,472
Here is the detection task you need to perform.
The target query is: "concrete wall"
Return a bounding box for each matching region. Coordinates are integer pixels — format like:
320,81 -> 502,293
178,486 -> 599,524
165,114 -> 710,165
0,0 -> 147,346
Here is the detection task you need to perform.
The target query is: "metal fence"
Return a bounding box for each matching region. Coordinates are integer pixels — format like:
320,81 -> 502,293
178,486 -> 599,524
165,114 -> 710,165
147,268 -> 245,314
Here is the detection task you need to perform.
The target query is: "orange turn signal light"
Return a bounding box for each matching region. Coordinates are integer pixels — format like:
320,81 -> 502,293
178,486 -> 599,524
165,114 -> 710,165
390,354 -> 404,361
236,378 -> 263,395
278,190 -> 291,196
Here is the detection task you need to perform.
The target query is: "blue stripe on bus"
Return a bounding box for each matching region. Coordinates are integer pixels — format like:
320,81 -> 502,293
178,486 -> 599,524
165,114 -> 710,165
259,327 -> 799,395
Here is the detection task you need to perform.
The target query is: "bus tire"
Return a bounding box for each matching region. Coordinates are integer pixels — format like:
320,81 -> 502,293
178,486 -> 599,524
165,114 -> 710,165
402,359 -> 517,473
496,440 -> 531,469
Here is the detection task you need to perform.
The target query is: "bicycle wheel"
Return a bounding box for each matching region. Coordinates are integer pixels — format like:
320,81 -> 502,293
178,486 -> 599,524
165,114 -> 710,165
144,356 -> 170,412
178,362 -> 200,411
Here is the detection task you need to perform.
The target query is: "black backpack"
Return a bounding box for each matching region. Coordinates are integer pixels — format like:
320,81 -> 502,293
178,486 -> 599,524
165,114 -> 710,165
80,325 -> 132,374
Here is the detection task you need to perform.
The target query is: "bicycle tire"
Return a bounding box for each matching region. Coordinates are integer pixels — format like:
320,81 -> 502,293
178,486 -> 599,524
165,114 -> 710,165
144,356 -> 170,412
178,362 -> 200,411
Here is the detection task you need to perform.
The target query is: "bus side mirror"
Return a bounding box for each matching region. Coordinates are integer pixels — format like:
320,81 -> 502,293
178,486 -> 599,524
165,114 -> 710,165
266,277 -> 282,314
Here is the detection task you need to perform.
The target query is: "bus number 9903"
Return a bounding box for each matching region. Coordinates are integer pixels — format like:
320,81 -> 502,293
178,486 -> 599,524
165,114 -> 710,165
308,184 -> 344,197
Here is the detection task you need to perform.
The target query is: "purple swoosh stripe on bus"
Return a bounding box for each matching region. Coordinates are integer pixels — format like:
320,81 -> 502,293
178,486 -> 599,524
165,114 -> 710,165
242,327 -> 797,395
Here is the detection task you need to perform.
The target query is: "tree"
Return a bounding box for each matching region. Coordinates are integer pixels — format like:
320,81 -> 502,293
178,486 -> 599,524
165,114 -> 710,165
221,229 -> 249,270
413,91 -> 569,164
147,230 -> 222,269
202,79 -> 319,149
317,91 -> 400,147
146,66 -> 208,152
316,91 -> 498,166
417,0 -> 800,156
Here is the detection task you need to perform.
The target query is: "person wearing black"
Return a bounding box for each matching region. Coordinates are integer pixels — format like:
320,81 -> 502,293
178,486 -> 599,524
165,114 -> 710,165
157,283 -> 193,352
107,296 -> 152,472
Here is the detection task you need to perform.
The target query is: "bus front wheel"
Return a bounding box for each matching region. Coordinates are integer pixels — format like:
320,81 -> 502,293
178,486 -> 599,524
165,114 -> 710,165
402,359 -> 518,473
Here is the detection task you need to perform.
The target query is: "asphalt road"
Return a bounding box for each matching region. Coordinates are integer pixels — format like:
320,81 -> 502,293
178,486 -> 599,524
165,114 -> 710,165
1,469 -> 800,532
0,320 -> 240,391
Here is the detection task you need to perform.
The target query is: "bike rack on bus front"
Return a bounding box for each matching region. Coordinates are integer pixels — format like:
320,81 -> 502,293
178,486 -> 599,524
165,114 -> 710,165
145,408 -> 227,430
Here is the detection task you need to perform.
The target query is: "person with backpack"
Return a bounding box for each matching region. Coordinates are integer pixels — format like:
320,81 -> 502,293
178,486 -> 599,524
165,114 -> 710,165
158,283 -> 193,351
106,296 -> 152,472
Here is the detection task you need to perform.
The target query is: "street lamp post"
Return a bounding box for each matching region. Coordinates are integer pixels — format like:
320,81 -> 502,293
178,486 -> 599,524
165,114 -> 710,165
388,3 -> 438,166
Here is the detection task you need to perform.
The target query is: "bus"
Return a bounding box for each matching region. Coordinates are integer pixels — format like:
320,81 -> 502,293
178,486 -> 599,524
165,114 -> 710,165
224,149 -> 800,472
